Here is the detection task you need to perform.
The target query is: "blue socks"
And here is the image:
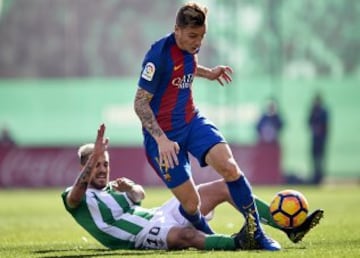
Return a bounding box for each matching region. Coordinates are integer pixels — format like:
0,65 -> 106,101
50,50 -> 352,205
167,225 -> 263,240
178,176 -> 262,237
179,205 -> 214,235
226,176 -> 262,234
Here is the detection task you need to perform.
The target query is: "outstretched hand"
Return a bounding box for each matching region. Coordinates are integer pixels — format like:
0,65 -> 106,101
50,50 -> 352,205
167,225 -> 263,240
93,123 -> 109,157
209,65 -> 233,86
112,177 -> 135,192
66,123 -> 109,209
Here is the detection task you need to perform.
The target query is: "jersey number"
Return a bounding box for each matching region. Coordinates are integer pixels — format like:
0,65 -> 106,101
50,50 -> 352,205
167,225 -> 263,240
145,227 -> 161,247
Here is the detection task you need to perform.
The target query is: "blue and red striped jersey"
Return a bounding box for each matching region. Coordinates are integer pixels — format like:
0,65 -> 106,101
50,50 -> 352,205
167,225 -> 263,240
138,33 -> 198,132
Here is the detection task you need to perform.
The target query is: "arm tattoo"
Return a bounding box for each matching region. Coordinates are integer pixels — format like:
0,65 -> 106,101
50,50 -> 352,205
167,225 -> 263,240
134,88 -> 163,138
74,161 -> 93,190
66,158 -> 96,208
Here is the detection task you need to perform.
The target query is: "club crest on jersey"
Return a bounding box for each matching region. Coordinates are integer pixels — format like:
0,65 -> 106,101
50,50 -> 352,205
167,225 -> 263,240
141,62 -> 155,81
172,74 -> 194,89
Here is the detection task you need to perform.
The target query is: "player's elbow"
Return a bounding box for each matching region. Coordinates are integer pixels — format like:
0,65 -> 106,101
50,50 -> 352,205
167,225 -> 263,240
66,196 -> 80,209
133,185 -> 146,202
127,184 -> 146,203
66,192 -> 83,209
133,100 -> 140,117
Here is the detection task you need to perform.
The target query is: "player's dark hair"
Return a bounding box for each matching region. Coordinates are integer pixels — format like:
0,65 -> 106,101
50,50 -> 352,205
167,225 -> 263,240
176,2 -> 207,28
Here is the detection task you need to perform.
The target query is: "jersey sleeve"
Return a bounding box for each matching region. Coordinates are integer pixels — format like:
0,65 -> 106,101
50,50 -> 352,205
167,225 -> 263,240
61,186 -> 84,212
137,45 -> 164,94
61,187 -> 74,211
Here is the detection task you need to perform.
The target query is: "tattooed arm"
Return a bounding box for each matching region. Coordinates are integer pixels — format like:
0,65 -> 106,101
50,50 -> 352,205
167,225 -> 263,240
134,87 -> 180,169
66,124 -> 108,208
134,88 -> 164,140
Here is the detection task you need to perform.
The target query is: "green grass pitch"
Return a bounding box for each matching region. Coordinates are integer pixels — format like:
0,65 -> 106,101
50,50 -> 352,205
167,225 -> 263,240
1,185 -> 359,258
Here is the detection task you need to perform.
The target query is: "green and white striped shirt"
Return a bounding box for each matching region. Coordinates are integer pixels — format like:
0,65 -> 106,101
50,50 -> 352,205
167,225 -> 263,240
61,185 -> 156,249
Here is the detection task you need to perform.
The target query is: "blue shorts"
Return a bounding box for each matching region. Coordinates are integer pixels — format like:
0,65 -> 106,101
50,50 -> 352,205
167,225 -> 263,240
144,113 -> 226,188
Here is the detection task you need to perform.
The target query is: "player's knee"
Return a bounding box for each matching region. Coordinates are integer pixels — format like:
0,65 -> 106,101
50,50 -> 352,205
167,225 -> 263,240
218,159 -> 242,180
182,200 -> 201,215
169,227 -> 202,249
180,194 -> 201,214
179,227 -> 199,242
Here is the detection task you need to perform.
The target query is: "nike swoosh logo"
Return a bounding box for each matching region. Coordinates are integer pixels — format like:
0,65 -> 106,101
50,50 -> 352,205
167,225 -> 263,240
174,64 -> 183,71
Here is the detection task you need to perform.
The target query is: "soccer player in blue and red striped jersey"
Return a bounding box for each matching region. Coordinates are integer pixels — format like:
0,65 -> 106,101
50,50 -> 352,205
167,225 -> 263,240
134,2 -> 280,251
62,125 -> 324,250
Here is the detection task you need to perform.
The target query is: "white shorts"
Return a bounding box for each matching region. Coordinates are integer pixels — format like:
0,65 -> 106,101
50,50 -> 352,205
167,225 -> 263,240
134,197 -> 215,250
134,197 -> 189,250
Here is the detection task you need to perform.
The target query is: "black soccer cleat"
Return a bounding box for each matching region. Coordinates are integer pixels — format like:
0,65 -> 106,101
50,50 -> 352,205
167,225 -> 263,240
283,209 -> 324,243
233,214 -> 257,250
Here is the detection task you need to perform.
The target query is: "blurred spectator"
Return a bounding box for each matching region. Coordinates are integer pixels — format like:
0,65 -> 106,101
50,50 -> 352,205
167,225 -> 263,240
308,93 -> 329,185
0,127 -> 16,147
256,99 -> 284,144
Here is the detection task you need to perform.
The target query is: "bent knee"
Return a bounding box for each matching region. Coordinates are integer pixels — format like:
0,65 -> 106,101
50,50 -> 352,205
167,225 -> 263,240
180,227 -> 200,242
218,159 -> 242,181
167,227 -> 202,250
181,199 -> 201,215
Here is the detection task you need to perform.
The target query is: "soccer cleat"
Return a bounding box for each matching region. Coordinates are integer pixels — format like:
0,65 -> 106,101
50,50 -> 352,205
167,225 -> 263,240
254,230 -> 282,251
283,209 -> 324,243
233,214 -> 257,250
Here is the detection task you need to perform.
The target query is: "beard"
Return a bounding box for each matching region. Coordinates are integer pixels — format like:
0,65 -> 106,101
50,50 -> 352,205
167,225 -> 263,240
89,178 -> 108,189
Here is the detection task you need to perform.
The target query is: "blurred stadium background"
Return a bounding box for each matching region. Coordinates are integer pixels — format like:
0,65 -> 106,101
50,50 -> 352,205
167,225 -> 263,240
0,0 -> 359,187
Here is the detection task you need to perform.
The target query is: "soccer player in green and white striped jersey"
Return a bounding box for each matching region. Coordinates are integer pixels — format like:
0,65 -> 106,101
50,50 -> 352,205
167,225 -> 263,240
62,124 -> 324,250
61,124 -> 255,250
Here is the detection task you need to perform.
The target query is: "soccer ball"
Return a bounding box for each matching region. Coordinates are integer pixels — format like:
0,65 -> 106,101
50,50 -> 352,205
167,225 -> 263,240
269,189 -> 309,229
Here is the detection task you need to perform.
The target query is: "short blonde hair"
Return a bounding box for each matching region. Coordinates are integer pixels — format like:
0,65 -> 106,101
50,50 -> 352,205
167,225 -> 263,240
77,143 -> 95,166
77,143 -> 109,166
